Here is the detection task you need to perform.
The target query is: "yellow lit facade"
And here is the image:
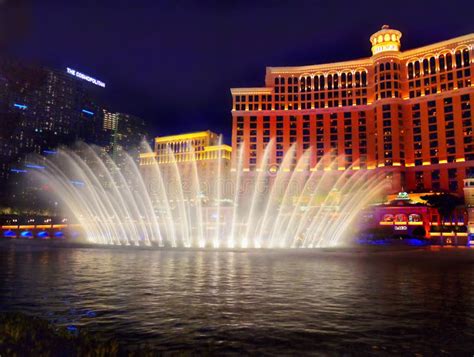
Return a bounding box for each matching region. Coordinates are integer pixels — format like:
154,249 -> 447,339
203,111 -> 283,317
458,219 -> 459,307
140,131 -> 231,165
139,131 -> 232,200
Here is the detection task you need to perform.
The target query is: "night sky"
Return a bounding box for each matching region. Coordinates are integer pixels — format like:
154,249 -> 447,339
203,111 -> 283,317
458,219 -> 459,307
1,0 -> 473,143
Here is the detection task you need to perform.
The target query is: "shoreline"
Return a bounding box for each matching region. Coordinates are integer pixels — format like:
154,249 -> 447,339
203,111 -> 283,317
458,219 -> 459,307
1,237 -> 473,257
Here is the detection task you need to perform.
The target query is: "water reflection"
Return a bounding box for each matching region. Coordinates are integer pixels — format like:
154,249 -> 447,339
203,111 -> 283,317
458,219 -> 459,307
1,246 -> 474,354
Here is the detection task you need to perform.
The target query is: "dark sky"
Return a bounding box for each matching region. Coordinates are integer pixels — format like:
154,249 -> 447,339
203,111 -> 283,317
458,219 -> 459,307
1,0 -> 473,143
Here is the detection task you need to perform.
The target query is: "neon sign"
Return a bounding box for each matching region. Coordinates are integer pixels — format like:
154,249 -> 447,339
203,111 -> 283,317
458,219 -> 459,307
67,67 -> 106,88
394,226 -> 408,231
396,192 -> 410,201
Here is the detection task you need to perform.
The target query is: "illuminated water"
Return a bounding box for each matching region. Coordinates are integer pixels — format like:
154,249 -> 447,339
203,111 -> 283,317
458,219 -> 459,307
1,243 -> 474,354
33,142 -> 385,248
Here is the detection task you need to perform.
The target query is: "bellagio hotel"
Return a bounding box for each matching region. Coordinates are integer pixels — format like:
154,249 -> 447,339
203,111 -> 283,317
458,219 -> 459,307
231,26 -> 474,195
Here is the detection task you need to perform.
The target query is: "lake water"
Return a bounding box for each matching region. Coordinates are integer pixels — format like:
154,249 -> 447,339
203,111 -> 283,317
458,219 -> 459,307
1,242 -> 474,355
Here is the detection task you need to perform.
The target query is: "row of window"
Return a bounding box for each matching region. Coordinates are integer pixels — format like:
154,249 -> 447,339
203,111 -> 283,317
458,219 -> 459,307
407,49 -> 470,79
414,167 -> 474,192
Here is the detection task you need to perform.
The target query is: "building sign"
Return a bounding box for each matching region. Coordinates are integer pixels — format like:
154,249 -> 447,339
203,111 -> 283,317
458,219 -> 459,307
394,226 -> 407,231
396,192 -> 410,201
66,68 -> 106,88
372,43 -> 400,55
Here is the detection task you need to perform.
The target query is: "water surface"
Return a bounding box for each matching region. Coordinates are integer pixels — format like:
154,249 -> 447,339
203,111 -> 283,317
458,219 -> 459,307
1,243 -> 474,355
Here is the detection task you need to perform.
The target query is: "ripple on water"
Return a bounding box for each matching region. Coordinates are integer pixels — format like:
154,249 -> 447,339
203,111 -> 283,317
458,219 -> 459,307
1,246 -> 474,354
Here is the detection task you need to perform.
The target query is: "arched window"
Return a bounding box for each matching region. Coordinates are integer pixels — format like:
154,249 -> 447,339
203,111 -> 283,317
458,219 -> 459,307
341,73 -> 347,88
314,76 -> 320,91
408,62 -> 414,79
319,76 -> 325,89
355,72 -> 361,87
327,74 -> 333,90
409,214 -> 422,222
347,72 -> 353,87
439,54 -> 445,72
288,77 -> 293,85
333,73 -> 339,88
385,62 -> 391,71
429,57 -> 436,74
414,61 -> 421,77
380,63 -> 385,72
300,77 -> 306,92
446,53 -> 452,70
463,48 -> 470,67
275,77 -> 280,85
361,71 -> 367,86
395,214 -> 408,222
455,50 -> 463,68
423,58 -> 429,74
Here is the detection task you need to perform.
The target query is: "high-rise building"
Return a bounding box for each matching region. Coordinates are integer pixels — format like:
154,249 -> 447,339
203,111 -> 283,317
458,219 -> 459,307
102,110 -> 147,164
231,26 -> 473,196
0,59 -> 108,183
0,59 -> 111,209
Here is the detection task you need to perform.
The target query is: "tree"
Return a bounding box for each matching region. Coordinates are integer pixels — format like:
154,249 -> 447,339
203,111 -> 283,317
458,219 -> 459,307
420,193 -> 464,221
412,226 -> 426,238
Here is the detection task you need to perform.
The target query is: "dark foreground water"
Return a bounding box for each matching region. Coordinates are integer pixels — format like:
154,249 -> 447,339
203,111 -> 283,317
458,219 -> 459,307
1,242 -> 474,355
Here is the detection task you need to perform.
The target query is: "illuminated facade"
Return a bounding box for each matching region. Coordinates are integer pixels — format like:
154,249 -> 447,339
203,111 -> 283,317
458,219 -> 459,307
0,59 -> 109,208
465,178 -> 474,237
231,26 -> 474,195
102,110 -> 147,161
140,131 -> 231,164
0,60 -> 108,176
360,192 -> 469,245
139,131 -> 232,200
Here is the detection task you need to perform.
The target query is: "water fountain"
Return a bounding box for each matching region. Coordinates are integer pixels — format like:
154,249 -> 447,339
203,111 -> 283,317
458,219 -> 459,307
32,142 -> 387,248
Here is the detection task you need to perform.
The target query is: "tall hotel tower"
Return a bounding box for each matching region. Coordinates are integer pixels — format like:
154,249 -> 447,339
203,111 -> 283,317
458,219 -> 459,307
231,26 -> 473,195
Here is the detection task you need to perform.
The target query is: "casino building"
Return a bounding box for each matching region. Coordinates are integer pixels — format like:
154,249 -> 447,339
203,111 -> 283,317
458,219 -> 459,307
139,131 -> 232,201
231,26 -> 474,196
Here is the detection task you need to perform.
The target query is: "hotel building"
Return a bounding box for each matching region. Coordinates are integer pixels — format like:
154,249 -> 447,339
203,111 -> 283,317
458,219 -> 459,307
102,110 -> 147,161
465,178 -> 474,237
139,131 -> 232,200
231,26 -> 474,196
0,60 -> 108,180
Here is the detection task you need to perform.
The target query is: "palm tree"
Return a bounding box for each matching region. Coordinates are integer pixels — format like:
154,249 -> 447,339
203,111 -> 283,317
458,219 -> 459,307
420,193 -> 464,223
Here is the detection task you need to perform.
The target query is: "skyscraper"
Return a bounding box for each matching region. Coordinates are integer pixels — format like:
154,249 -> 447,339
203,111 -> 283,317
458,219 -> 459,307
0,59 -> 110,208
102,109 -> 147,165
0,59 -> 108,182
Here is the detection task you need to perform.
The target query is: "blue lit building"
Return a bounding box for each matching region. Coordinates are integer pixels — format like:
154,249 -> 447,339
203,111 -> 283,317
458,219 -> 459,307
0,58 -> 110,208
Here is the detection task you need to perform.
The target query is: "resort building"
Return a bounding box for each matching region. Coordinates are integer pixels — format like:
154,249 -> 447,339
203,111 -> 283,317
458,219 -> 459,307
465,178 -> 474,237
139,131 -> 232,200
231,26 -> 474,196
360,192 -> 469,245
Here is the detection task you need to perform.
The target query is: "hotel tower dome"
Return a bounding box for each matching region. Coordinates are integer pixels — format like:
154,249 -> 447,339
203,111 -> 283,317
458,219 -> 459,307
369,25 -> 403,56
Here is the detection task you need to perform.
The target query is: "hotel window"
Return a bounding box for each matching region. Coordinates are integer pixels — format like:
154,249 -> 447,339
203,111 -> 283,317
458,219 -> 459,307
430,57 -> 436,74
463,48 -> 470,66
446,53 -> 453,70
439,54 -> 446,72
455,51 -> 463,68
414,61 -> 421,77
